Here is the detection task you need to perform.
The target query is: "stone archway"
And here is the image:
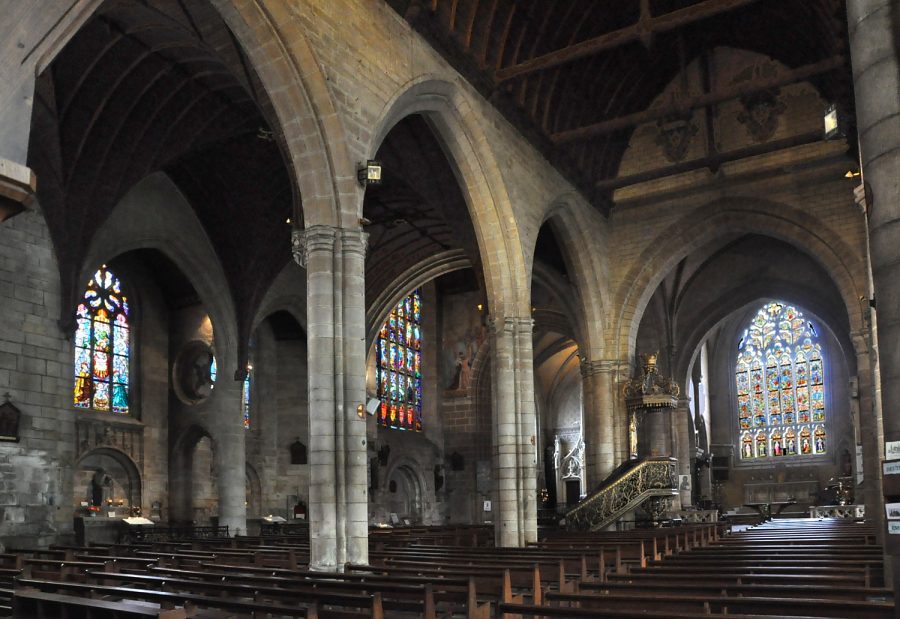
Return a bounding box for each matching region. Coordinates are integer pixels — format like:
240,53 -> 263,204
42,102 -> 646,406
74,448 -> 142,513
386,464 -> 424,525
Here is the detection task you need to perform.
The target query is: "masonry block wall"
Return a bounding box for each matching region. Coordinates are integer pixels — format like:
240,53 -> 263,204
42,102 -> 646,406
0,206 -> 73,548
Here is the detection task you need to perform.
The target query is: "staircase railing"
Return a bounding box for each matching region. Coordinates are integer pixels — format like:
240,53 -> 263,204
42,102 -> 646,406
565,457 -> 677,531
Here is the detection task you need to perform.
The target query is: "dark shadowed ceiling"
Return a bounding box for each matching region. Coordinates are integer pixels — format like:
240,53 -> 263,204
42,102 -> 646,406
364,114 -> 482,309
28,0 -> 294,366
386,0 -> 853,212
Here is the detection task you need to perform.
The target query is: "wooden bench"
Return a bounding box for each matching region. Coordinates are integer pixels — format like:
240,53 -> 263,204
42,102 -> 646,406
544,589 -> 894,618
13,589 -> 186,618
16,578 -> 366,618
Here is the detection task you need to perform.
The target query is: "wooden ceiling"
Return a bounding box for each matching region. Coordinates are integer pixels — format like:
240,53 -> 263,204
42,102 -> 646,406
387,0 -> 852,213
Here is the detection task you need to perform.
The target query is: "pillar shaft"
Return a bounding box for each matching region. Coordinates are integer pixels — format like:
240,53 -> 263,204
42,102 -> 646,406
214,378 -> 247,536
341,229 -> 369,565
846,0 -> 899,584
302,226 -> 339,570
673,398 -> 692,509
490,316 -> 537,546
581,360 -> 618,489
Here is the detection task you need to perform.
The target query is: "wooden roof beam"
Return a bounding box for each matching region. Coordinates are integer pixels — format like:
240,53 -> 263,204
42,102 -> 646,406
552,55 -> 845,144
494,0 -> 762,83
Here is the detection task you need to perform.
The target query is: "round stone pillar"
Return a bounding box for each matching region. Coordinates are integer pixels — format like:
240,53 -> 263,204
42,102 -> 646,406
490,315 -> 538,546
297,225 -> 339,570
212,377 -> 246,536
581,360 -> 617,489
340,229 -> 369,566
846,0 -> 899,582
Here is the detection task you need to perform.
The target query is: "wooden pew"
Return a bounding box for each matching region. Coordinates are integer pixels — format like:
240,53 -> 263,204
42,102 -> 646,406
13,589 -> 187,618
88,569 -> 438,618
544,589 -> 894,618
16,578 -> 368,618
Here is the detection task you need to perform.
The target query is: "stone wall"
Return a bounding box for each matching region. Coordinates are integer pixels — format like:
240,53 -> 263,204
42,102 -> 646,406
0,206 -> 73,548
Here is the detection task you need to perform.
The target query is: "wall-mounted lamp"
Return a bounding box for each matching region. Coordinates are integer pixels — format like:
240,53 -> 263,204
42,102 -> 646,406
358,160 -> 382,186
357,404 -> 366,418
823,103 -> 845,140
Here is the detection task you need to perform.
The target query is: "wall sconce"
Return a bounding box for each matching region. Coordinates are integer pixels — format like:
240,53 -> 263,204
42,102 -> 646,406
357,404 -> 365,418
823,104 -> 845,140
357,160 -> 382,186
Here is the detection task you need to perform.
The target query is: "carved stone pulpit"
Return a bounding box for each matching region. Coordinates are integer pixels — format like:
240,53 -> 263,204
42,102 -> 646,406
623,352 -> 679,459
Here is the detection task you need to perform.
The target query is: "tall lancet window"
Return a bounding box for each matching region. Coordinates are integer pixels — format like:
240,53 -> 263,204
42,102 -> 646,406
242,367 -> 251,430
74,266 -> 131,414
737,302 -> 826,460
376,290 -> 422,431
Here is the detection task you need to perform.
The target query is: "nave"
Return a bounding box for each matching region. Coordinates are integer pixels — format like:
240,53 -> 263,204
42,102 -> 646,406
1,518 -> 892,618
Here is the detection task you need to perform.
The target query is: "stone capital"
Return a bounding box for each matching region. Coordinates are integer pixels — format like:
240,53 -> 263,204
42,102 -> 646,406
579,358 -> 623,378
292,225 -> 337,267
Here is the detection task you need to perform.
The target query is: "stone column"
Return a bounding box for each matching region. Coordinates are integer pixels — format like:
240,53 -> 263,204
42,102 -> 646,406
340,229 -> 369,565
490,315 -> 537,546
297,225 -> 339,570
294,225 -> 369,569
673,397 -> 693,509
213,377 -> 247,535
846,0 -> 899,580
853,331 -> 885,540
581,360 -> 617,489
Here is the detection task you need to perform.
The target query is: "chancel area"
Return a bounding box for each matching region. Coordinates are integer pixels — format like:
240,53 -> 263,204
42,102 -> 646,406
0,0 -> 899,617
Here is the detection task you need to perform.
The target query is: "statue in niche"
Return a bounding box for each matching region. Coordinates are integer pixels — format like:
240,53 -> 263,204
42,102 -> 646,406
552,435 -> 561,470
90,469 -> 112,507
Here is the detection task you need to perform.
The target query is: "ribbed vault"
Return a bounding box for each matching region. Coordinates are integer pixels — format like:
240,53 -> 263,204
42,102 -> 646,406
28,0 -> 294,362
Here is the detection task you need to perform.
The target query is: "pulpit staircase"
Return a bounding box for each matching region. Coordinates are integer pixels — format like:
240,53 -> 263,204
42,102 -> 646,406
564,457 -> 678,531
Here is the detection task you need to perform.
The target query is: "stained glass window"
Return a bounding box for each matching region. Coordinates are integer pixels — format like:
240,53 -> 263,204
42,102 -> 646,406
242,368 -> 251,430
736,302 -> 826,460
74,266 -> 130,414
375,290 -> 422,431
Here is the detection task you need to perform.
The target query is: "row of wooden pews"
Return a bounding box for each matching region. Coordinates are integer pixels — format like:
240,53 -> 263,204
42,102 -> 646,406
4,523 -> 706,618
497,518 -> 893,619
4,519 -> 894,618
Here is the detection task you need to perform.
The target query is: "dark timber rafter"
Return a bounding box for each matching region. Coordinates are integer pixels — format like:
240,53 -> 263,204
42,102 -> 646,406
494,0 -> 763,83
554,55 -> 845,144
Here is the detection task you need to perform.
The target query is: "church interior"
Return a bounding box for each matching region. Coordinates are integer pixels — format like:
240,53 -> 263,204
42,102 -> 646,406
0,0 -> 899,616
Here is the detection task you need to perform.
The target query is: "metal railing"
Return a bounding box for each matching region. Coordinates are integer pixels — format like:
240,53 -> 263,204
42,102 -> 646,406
565,457 -> 677,531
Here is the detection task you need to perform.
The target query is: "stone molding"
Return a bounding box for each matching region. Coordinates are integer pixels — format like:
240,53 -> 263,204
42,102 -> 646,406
339,227 -> 369,259
76,417 -> 145,467
487,315 -> 533,335
0,158 -> 37,222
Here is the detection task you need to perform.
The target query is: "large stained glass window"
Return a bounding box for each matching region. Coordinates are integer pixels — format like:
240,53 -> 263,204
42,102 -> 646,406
376,290 -> 422,431
736,302 -> 826,460
74,266 -> 130,414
